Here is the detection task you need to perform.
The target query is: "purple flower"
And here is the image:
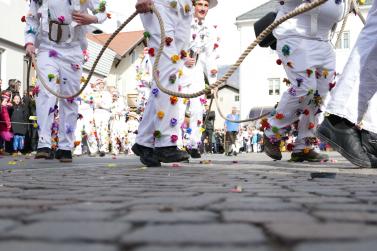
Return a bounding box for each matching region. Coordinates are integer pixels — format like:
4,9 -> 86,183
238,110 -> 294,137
49,49 -> 58,58
66,125 -> 74,134
288,87 -> 296,96
152,88 -> 159,97
170,118 -> 178,127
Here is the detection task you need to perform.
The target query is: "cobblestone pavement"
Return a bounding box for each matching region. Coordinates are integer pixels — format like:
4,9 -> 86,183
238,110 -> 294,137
0,152 -> 377,251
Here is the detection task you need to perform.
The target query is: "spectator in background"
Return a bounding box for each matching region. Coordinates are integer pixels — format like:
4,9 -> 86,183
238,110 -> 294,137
224,107 -> 240,156
202,103 -> 216,154
23,87 -> 38,153
9,94 -> 29,155
6,79 -> 21,99
0,92 -> 13,154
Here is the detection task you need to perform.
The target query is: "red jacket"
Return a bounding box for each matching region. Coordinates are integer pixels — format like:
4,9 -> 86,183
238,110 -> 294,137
0,105 -> 12,141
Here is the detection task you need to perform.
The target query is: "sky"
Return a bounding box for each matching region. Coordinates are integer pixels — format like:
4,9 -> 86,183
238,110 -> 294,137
97,0 -> 270,65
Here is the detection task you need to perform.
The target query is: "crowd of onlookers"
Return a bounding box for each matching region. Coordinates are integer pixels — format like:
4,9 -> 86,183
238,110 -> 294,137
0,79 -> 38,155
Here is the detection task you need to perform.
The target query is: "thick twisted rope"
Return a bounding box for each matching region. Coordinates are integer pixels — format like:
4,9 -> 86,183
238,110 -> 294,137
153,0 -> 330,99
213,88 -> 270,123
31,10 -> 139,99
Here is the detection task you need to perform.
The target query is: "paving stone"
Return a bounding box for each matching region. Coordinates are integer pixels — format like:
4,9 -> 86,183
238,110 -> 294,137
5,222 -> 130,241
53,202 -> 129,211
294,240 -> 377,251
119,210 -> 218,223
0,219 -> 17,232
25,210 -> 115,221
312,211 -> 377,223
266,223 -> 377,241
122,224 -> 266,244
309,203 -> 377,212
289,197 -> 358,204
223,211 -> 316,223
135,246 -> 273,251
0,242 -> 117,251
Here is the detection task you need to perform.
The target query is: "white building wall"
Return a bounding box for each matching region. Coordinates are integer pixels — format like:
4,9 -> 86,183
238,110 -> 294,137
237,6 -> 370,121
108,46 -> 144,101
0,0 -> 27,90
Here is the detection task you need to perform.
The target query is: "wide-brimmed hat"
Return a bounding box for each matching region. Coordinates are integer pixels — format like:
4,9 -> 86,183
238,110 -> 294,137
193,0 -> 218,9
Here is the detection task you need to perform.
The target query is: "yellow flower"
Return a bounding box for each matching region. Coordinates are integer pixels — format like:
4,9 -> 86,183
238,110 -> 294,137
184,4 -> 191,13
81,76 -> 86,84
303,148 -> 310,154
178,69 -> 183,77
199,127 -> 206,133
183,98 -> 189,104
171,54 -> 180,64
157,111 -> 165,119
80,0 -> 87,4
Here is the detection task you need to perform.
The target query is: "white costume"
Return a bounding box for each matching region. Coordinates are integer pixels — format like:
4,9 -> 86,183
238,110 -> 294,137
110,95 -> 128,155
178,17 -> 219,150
73,87 -> 97,155
93,87 -> 112,153
136,52 -> 153,116
136,0 -> 193,148
126,115 -> 140,154
264,0 -> 346,152
25,0 -> 107,151
326,0 -> 377,134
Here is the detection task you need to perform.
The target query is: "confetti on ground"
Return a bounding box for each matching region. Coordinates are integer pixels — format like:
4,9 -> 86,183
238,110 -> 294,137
112,156 -> 117,159
8,161 -> 17,165
230,185 -> 243,193
139,167 -> 148,170
171,163 -> 181,168
200,160 -> 212,164
310,172 -> 337,179
107,164 -> 117,168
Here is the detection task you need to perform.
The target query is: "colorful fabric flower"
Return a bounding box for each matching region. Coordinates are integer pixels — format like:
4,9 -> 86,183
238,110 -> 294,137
171,54 -> 180,63
170,135 -> 178,143
49,49 -> 58,58
170,96 -> 178,105
282,44 -> 290,56
152,88 -> 159,97
58,16 -> 65,24
71,64 -> 80,71
170,1 -> 177,8
306,69 -> 313,77
144,31 -> 151,40
48,74 -> 55,81
275,113 -> 285,120
165,37 -> 173,46
170,118 -> 178,127
169,74 -> 177,84
157,111 -> 165,119
148,48 -> 155,57
153,130 -> 162,138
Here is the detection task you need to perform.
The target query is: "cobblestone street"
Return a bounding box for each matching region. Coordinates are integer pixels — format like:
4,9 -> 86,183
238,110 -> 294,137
0,152 -> 377,251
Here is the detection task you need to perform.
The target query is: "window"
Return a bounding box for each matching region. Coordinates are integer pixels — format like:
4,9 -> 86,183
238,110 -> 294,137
268,78 -> 281,96
335,31 -> 350,49
235,95 -> 240,102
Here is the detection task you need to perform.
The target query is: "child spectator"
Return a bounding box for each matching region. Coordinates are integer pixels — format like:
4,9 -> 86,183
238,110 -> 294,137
10,94 -> 29,155
0,92 -> 13,154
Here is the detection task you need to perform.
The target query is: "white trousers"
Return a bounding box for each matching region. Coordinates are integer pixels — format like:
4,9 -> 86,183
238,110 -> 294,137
73,106 -> 97,155
326,0 -> 377,134
136,3 -> 191,148
36,44 -> 82,151
110,116 -> 127,155
266,38 -> 336,151
94,109 -> 110,153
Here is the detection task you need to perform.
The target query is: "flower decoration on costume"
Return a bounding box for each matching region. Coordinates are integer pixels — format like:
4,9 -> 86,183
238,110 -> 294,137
170,135 -> 178,143
67,97 -> 75,103
144,31 -> 151,40
287,61 -> 294,68
48,105 -> 58,115
178,69 -> 183,78
157,111 -> 165,119
187,128 -> 192,134
286,143 -> 294,152
170,96 -> 178,105
288,87 -> 296,96
98,0 -> 107,12
213,43 -> 219,50
329,82 -> 336,91
32,86 -> 40,96
48,74 -> 55,81
66,125 -> 74,134
283,78 -> 291,86
282,45 -> 290,56
170,118 -> 178,127
58,16 -> 65,24
303,109 -> 310,116
171,54 -> 180,63
21,16 -> 26,22
165,37 -> 173,46
170,1 -> 177,8
306,69 -> 313,77
180,50 -> 188,59
260,118 -> 271,130
303,147 -> 310,154
26,27 -> 36,34
153,130 -> 162,138
323,69 -> 329,78
272,126 -> 279,134
49,49 -> 58,58
148,48 -> 155,57
169,74 -> 177,84
184,4 -> 191,13
308,122 -> 315,130
199,97 -> 207,105
275,113 -> 285,120
276,59 -> 283,65
296,78 -> 303,87
152,88 -> 159,97
315,69 -> 321,79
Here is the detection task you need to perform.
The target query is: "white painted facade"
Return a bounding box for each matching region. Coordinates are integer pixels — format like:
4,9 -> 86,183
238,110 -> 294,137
0,0 -> 28,92
236,3 -> 371,120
